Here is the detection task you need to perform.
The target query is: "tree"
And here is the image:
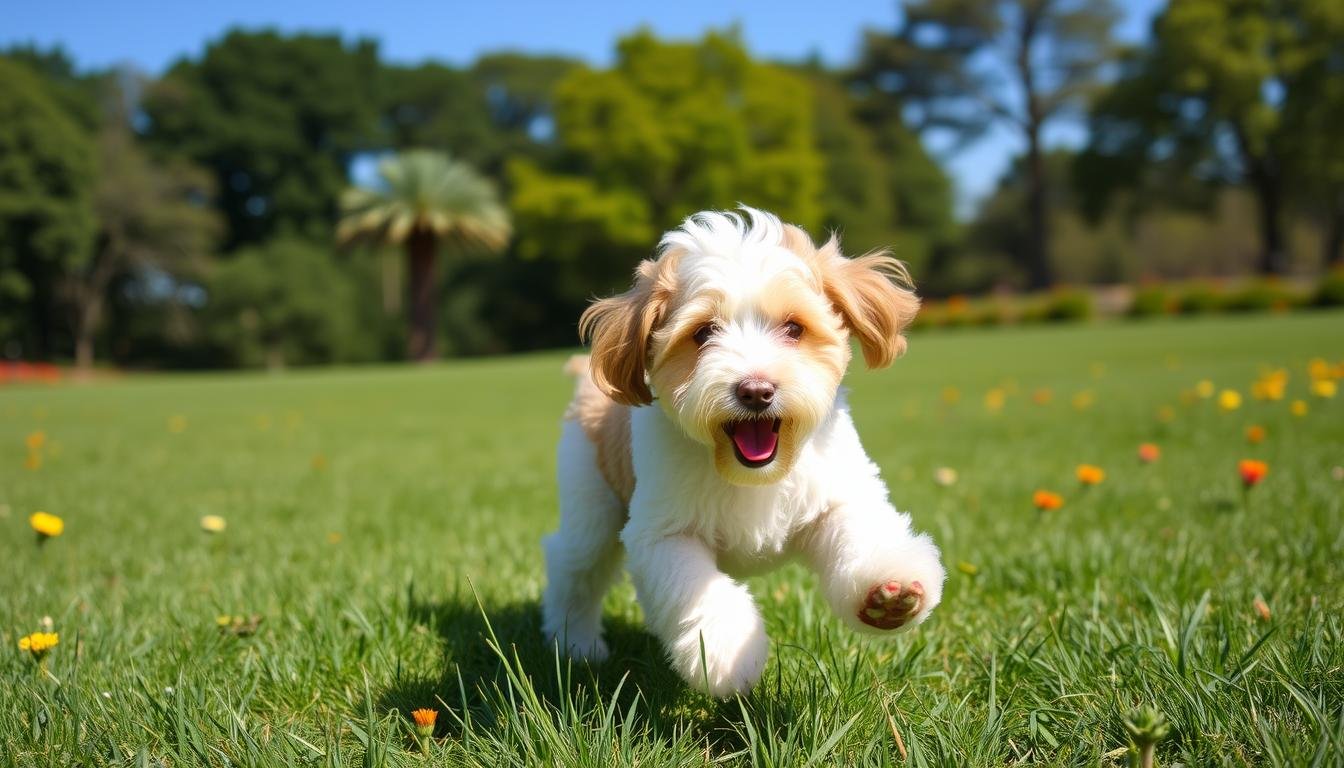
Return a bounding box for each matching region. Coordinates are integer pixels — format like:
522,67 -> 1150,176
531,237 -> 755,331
68,82 -> 220,370
204,238 -> 366,369
1082,0 -> 1343,275
142,31 -> 381,250
855,0 -> 1120,289
0,57 -> 95,359
338,150 -> 510,362
509,30 -> 825,295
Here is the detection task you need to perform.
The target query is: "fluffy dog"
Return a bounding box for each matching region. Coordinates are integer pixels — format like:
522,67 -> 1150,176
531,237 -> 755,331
542,207 -> 945,697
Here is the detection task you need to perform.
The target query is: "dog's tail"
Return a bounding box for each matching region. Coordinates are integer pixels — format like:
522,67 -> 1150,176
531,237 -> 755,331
563,354 -> 591,378
563,354 -> 602,399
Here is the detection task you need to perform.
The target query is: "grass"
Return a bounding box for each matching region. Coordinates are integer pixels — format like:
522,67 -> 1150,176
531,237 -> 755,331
2,312 -> 1342,767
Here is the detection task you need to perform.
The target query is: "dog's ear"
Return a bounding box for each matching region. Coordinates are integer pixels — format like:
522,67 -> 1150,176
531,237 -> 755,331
817,236 -> 920,369
579,258 -> 672,405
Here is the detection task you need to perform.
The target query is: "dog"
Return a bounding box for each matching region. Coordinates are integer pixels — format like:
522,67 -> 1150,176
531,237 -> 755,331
542,207 -> 945,697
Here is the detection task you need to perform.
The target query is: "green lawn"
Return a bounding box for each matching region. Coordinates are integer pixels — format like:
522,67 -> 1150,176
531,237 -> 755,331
3,313 -> 1342,767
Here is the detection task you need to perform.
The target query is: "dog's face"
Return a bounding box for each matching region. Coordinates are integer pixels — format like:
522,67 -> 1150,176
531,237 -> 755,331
582,209 -> 919,486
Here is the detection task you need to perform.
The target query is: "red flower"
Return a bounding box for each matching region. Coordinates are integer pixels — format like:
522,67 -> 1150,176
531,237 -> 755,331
1238,459 -> 1268,488
1137,443 -> 1160,463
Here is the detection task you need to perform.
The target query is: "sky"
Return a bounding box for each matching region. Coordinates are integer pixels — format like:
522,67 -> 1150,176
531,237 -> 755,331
6,0 -> 1164,216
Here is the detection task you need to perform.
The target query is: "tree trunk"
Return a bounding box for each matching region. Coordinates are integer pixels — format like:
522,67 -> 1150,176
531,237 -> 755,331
1025,127 -> 1053,290
1254,170 -> 1287,275
74,333 -> 94,374
406,229 -> 439,362
1323,191 -> 1344,268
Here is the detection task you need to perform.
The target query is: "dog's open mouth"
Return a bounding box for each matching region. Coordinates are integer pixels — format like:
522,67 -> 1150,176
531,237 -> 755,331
724,418 -> 782,468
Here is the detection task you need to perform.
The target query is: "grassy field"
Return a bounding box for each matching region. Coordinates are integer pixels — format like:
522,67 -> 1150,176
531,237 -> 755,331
3,312 -> 1342,767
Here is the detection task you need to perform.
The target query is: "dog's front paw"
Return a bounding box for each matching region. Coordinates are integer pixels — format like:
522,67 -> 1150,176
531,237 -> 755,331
858,580 -> 924,630
667,580 -> 768,697
549,631 -> 609,663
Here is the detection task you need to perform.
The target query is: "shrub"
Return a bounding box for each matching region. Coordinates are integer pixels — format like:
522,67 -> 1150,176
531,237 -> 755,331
1177,283 -> 1224,315
1315,269 -> 1344,307
1129,285 -> 1172,317
970,303 -> 1010,326
1039,288 -> 1093,323
1224,280 -> 1300,313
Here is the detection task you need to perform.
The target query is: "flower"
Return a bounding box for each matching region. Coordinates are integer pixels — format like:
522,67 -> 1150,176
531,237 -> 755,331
1238,459 -> 1268,488
984,388 -> 1006,412
411,708 -> 437,731
168,415 -> 187,433
23,453 -> 42,471
1251,369 -> 1288,401
1311,379 -> 1337,399
940,387 -> 960,405
200,515 -> 226,533
1071,390 -> 1095,411
1156,406 -> 1176,423
311,454 -> 328,471
1253,597 -> 1271,622
1245,425 -> 1266,444
25,431 -> 46,452
1033,490 -> 1064,511
30,511 -> 63,540
1218,389 -> 1242,411
1137,443 -> 1161,464
956,561 -> 978,576
1076,464 -> 1105,485
1290,399 -> 1308,417
933,467 -> 958,487
1195,380 -> 1215,399
18,632 -> 58,663
1032,388 -> 1053,405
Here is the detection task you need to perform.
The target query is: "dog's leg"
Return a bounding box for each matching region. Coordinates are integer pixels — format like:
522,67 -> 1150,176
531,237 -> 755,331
624,533 -> 768,697
794,502 -> 945,635
542,421 -> 625,661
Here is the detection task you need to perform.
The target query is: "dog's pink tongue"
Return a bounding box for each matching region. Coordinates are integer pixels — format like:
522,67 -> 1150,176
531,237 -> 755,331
730,420 -> 778,462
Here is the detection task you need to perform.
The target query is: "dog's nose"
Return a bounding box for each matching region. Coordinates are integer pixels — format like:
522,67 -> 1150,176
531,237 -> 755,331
736,379 -> 776,412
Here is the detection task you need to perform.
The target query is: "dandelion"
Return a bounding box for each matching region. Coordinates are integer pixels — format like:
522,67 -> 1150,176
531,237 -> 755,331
1137,443 -> 1160,464
411,708 -> 437,754
1290,399 -> 1308,417
199,515 -> 226,533
1123,706 -> 1171,768
1071,390 -> 1095,411
1033,490 -> 1064,511
18,631 -> 58,672
933,467 -> 958,487
25,431 -> 46,452
1076,464 -> 1105,485
1307,357 -> 1331,382
1238,459 -> 1268,488
168,415 -> 187,433
983,388 -> 1006,413
1311,379 -> 1337,399
30,511 -> 63,543
1195,380 -> 1215,399
1245,425 -> 1266,444
1217,389 -> 1242,411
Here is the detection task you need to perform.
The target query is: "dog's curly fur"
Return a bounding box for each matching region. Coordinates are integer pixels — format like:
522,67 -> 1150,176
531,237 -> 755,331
542,207 -> 945,697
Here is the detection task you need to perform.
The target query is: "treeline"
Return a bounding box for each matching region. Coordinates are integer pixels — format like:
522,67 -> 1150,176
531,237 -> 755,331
2,0 -> 1341,369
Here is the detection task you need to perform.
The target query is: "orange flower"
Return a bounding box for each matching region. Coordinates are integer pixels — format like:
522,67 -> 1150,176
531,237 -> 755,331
411,708 -> 437,729
1076,464 -> 1105,485
1033,490 -> 1064,511
1252,597 -> 1271,622
1137,443 -> 1160,463
1245,425 -> 1266,444
1238,459 -> 1268,488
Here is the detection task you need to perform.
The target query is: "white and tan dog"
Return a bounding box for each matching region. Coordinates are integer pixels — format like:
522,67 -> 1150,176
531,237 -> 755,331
542,207 -> 945,697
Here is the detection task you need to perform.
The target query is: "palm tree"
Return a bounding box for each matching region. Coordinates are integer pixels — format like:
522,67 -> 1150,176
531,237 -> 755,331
338,150 -> 510,361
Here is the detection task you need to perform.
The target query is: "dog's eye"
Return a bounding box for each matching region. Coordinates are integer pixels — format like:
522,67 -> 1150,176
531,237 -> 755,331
782,320 -> 804,341
692,323 -> 719,347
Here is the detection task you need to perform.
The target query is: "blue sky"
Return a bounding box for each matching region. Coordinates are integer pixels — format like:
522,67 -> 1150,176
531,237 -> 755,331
6,0 -> 1164,215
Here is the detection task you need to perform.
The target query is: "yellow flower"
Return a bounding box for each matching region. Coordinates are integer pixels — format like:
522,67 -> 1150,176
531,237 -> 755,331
1076,464 -> 1106,485
200,515 -> 226,533
940,386 -> 961,405
1312,379 -> 1337,399
984,388 -> 1006,412
18,631 -> 58,659
933,467 -> 958,487
25,431 -> 46,452
1308,358 -> 1331,382
1290,399 -> 1308,417
30,511 -> 63,539
956,561 -> 979,576
1217,389 -> 1242,411
23,453 -> 42,471
1195,380 -> 1215,398
1251,369 -> 1288,401
168,415 -> 187,433
1071,390 -> 1095,411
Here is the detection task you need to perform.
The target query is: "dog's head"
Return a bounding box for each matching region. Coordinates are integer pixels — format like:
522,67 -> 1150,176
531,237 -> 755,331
581,208 -> 919,485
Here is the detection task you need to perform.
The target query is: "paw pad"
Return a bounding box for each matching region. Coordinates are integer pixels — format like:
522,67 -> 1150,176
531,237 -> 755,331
858,580 -> 924,630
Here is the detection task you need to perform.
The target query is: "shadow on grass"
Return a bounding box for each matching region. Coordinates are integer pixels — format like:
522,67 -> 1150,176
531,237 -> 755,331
375,592 -> 798,757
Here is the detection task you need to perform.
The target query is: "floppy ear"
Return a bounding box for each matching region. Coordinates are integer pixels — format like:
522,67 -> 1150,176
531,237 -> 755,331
818,237 -> 920,369
579,259 -> 671,405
